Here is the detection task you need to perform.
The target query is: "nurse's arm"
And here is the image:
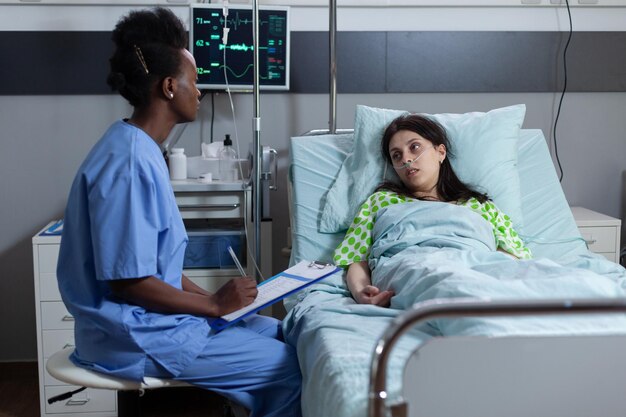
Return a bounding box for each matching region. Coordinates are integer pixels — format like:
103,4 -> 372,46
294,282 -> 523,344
108,276 -> 258,317
181,274 -> 211,296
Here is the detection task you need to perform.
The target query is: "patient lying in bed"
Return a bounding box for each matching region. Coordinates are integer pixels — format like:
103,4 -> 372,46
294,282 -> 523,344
333,113 -> 626,328
337,113 -> 537,307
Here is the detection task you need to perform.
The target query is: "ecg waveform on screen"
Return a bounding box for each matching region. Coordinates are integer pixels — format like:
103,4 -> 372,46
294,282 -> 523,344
220,13 -> 252,31
217,64 -> 281,81
195,13 -> 271,29
220,43 -> 254,52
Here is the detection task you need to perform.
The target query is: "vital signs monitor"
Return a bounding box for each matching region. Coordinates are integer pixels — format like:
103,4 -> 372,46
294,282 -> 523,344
190,4 -> 290,91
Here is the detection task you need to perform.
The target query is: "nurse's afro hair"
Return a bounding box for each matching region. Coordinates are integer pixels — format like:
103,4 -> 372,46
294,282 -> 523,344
107,7 -> 188,108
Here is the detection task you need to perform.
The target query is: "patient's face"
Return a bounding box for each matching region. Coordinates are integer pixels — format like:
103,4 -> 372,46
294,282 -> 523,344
388,130 -> 445,199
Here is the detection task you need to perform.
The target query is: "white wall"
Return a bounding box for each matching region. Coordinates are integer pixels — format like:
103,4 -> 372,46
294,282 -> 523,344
1,3 -> 625,362
3,3 -> 626,32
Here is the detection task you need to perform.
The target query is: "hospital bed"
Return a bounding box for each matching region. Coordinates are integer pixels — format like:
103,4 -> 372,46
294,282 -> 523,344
282,124 -> 626,417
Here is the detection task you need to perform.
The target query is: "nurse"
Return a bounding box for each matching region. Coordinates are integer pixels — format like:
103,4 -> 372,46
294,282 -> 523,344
56,7 -> 301,417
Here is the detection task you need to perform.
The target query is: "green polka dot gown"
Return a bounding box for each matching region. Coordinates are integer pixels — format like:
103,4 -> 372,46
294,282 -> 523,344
333,190 -> 532,267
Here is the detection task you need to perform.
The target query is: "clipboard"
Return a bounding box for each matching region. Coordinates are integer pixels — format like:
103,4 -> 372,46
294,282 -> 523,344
40,219 -> 64,236
210,260 -> 340,331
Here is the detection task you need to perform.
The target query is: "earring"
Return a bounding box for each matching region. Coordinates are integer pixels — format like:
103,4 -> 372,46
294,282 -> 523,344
169,93 -> 174,99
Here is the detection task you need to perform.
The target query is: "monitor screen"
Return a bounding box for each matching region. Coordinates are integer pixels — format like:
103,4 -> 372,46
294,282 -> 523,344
190,4 -> 290,91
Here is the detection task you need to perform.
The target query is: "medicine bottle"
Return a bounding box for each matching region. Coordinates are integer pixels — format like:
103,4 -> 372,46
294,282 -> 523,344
169,148 -> 187,180
219,134 -> 238,182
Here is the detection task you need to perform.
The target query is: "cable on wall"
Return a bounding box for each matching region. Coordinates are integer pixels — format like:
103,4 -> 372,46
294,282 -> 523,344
552,0 -> 573,183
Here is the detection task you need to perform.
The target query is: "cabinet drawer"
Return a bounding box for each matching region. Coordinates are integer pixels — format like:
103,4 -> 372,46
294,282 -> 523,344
40,272 -> 62,301
578,226 -> 617,253
38,244 -> 60,273
45,385 -> 116,414
188,275 -> 235,293
175,192 -> 244,219
41,302 -> 74,330
43,330 -> 75,358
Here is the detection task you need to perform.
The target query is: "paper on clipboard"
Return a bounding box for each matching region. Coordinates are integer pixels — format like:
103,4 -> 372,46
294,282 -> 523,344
211,260 -> 340,331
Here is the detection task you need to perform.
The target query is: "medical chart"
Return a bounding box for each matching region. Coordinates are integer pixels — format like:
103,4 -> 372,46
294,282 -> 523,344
211,261 -> 339,331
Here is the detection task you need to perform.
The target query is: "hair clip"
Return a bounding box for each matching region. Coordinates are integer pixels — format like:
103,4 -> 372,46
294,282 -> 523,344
308,260 -> 330,269
133,45 -> 150,75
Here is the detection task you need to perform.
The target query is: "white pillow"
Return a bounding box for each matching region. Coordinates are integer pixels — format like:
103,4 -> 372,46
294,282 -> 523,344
319,104 -> 527,234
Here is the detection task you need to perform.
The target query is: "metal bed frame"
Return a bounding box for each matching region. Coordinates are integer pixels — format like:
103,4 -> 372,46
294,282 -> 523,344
369,297 -> 626,417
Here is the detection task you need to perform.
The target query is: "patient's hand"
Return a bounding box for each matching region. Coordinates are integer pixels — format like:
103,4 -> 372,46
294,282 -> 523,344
354,285 -> 394,307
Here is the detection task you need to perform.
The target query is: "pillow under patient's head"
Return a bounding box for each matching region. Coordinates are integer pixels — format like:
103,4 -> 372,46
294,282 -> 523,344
319,104 -> 526,234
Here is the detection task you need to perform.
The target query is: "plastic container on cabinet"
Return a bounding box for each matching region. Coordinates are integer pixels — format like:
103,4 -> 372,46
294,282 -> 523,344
169,148 -> 187,180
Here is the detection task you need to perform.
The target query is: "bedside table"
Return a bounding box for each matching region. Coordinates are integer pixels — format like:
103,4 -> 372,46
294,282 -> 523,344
571,207 -> 621,263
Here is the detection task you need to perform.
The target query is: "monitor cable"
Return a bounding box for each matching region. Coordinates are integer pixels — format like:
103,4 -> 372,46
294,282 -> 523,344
210,92 -> 215,143
552,0 -> 572,183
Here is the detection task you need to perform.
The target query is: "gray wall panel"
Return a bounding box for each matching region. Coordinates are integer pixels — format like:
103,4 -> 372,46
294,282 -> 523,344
568,32 -> 626,91
386,32 -> 562,92
290,31 -> 387,93
1,31 -> 112,95
2,30 -> 626,95
289,32 -> 329,93
336,31 -> 387,93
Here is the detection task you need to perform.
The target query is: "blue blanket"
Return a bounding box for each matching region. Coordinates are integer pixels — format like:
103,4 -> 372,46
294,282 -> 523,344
371,202 -> 626,336
283,201 -> 626,417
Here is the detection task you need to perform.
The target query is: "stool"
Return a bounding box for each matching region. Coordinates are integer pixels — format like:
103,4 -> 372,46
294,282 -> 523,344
46,347 -> 248,417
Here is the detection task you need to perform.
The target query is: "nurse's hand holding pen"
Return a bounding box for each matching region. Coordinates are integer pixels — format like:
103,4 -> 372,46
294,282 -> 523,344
209,245 -> 258,315
210,277 -> 258,316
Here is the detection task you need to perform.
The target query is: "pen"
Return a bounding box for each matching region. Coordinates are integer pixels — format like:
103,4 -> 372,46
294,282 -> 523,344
227,246 -> 247,276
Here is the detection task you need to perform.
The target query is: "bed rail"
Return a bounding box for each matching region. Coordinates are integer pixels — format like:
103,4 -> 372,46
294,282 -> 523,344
368,297 -> 626,417
300,128 -> 355,137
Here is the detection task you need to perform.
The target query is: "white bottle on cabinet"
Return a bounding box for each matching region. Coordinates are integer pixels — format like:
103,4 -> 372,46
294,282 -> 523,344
169,148 -> 187,180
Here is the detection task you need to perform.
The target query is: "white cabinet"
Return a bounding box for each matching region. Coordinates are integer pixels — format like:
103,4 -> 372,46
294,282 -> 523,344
33,224 -> 117,417
171,180 -> 273,292
571,207 -> 622,263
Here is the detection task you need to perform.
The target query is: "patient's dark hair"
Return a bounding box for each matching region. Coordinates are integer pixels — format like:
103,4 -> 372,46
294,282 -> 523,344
377,114 -> 489,203
107,7 -> 188,108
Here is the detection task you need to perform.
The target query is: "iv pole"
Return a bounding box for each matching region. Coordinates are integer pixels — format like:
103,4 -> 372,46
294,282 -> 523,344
252,0 -> 262,280
251,0 -> 338,275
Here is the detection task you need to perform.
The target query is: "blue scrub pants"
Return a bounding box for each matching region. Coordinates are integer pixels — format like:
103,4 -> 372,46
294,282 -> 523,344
144,315 -> 302,417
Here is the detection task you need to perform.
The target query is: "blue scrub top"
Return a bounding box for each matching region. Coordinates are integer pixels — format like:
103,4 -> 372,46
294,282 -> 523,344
57,120 -> 209,381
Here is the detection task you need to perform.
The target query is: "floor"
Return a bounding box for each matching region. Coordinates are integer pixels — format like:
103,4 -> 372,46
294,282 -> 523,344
0,362 -> 38,417
0,362 -> 235,417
